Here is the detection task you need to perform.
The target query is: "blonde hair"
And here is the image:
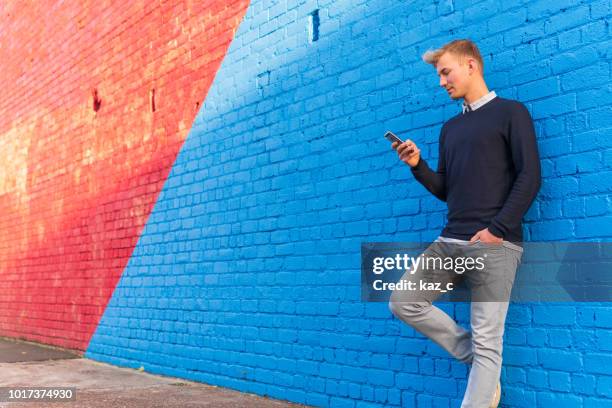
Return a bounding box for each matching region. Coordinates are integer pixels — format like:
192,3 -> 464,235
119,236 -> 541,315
422,39 -> 484,73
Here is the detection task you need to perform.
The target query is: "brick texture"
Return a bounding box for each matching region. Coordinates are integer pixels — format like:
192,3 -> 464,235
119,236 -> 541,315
1,0 -> 611,406
0,0 -> 249,349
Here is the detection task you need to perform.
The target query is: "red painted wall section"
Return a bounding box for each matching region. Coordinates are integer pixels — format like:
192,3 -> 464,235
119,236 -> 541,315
0,0 -> 249,350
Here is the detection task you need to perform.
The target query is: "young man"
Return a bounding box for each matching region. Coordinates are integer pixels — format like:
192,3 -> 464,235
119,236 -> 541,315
387,40 -> 541,407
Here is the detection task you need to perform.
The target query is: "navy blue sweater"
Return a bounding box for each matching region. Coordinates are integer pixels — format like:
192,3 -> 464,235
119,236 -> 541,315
411,96 -> 541,244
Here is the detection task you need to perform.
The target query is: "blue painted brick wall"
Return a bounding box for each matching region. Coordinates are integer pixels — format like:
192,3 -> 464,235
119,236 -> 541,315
87,0 -> 612,406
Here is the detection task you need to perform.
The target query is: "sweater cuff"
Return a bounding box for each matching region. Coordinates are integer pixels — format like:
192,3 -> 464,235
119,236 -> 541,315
488,222 -> 505,239
410,157 -> 426,173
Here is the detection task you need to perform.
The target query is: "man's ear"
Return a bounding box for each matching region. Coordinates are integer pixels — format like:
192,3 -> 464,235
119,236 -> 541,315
467,58 -> 482,76
467,58 -> 476,75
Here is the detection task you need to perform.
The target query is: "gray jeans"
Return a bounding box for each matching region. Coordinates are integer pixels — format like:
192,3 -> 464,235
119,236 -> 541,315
388,237 -> 523,408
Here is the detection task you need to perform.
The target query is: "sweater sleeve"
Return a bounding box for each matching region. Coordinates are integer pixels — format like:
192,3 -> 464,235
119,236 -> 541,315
411,129 -> 447,202
488,103 -> 541,239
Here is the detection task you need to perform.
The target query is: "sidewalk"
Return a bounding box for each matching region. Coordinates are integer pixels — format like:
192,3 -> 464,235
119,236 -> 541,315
0,338 -> 305,407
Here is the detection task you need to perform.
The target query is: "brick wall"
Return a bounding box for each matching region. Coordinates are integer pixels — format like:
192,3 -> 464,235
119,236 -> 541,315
86,0 -> 612,406
2,0 -> 611,406
0,0 -> 249,350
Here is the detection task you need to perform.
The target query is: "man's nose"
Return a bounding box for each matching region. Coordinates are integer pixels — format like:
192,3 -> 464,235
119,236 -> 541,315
439,77 -> 447,87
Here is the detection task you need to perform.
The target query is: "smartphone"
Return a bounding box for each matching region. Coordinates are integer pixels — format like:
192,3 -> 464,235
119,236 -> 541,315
385,130 -> 415,156
384,130 -> 403,144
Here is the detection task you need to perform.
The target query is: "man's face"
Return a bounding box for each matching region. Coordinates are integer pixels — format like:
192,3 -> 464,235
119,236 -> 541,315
436,52 -> 473,100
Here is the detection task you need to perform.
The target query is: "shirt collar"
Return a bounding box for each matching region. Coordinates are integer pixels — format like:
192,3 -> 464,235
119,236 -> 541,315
462,90 -> 497,114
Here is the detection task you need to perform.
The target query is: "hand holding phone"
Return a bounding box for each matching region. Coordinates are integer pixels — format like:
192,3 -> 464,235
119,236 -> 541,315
385,130 -> 420,167
385,130 -> 414,153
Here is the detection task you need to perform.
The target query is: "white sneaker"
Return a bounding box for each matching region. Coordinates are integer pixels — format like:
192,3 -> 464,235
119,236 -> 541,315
489,380 -> 501,408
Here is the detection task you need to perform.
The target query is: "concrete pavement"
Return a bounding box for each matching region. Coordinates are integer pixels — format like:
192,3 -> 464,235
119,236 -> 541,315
0,338 -> 306,408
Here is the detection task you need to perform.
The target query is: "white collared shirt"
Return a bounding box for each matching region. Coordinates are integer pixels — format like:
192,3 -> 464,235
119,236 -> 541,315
462,90 -> 497,114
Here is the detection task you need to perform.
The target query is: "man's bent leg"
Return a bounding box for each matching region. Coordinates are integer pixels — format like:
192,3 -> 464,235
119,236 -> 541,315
388,242 -> 473,363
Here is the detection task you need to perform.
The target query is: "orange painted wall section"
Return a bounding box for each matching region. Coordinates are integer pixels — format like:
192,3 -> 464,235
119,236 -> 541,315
0,0 -> 249,350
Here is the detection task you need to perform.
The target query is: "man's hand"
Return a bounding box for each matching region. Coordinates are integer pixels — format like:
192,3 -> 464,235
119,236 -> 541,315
392,140 -> 421,168
469,228 -> 503,244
